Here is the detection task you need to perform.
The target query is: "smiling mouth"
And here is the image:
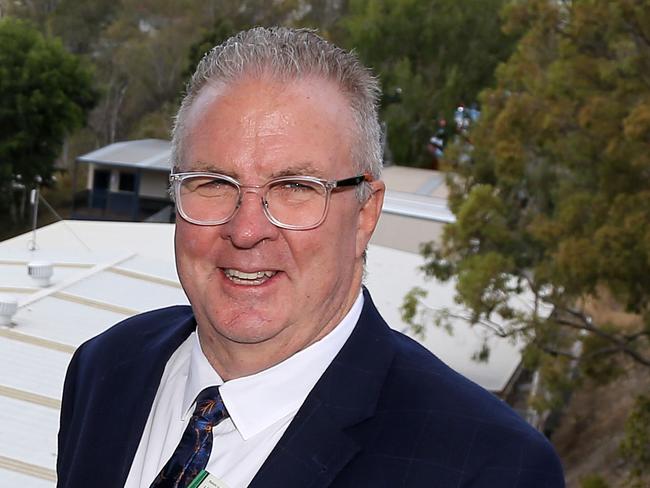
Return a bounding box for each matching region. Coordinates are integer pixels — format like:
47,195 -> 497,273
223,268 -> 277,285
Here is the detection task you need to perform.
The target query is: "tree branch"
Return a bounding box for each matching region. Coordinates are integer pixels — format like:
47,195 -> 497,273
533,341 -> 579,360
552,315 -> 650,367
436,306 -> 535,339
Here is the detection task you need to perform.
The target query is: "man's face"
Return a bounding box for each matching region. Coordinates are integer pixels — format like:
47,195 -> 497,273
174,75 -> 384,376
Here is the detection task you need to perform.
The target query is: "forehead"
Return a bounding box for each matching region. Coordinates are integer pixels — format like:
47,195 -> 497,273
181,75 -> 357,178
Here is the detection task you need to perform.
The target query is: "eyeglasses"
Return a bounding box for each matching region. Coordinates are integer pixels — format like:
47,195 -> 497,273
169,171 -> 372,230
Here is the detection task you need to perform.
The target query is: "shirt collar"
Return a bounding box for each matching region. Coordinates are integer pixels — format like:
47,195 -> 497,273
182,333 -> 225,420
183,290 -> 364,440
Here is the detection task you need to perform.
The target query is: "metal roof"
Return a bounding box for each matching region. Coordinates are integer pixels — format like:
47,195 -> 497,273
0,221 -> 189,485
365,245 -> 526,391
76,139 -> 171,172
0,213 -> 521,486
380,166 -> 454,223
381,165 -> 449,198
382,190 -> 454,223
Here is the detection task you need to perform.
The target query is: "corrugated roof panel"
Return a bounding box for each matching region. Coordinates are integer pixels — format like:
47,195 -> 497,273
0,263 -> 85,290
0,340 -> 70,400
1,221 -> 176,261
0,397 -> 58,471
0,468 -> 54,488
382,190 -> 455,223
13,297 -> 128,348
116,254 -> 181,282
62,269 -> 188,313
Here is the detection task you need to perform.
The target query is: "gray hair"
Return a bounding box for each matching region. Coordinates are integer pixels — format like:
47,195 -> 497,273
171,26 -> 382,201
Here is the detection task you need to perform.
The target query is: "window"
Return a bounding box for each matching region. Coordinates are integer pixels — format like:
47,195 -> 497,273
119,172 -> 135,192
93,169 -> 110,190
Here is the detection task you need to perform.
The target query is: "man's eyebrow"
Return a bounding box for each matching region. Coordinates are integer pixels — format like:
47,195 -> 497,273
271,163 -> 325,178
182,161 -> 326,179
183,161 -> 234,176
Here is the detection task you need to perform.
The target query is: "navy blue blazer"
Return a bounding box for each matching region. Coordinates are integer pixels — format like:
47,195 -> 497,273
57,290 -> 565,487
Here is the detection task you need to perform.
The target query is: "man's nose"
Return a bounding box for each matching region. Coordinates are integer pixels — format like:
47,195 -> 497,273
221,190 -> 279,248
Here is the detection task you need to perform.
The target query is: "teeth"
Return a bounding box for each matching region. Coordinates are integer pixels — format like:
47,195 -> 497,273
223,269 -> 276,284
224,269 -> 275,279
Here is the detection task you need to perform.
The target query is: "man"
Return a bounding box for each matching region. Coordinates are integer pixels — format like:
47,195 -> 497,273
57,27 -> 565,487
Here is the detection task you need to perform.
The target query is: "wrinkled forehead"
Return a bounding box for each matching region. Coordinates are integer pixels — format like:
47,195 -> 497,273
178,74 -> 358,174
185,72 -> 354,128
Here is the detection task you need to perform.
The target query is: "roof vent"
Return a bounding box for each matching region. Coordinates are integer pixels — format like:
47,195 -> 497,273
0,294 -> 18,326
27,261 -> 54,287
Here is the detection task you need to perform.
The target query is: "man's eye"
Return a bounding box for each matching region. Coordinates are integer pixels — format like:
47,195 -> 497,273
282,181 -> 314,191
188,178 -> 233,196
199,179 -> 226,189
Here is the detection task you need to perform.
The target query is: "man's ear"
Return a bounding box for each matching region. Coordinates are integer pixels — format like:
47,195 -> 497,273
356,180 -> 385,258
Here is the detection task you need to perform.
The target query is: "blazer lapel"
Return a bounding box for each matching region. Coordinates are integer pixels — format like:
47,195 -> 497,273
249,290 -> 395,488
248,397 -> 361,488
90,308 -> 197,488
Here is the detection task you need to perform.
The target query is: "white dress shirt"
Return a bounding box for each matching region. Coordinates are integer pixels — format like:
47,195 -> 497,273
124,291 -> 363,488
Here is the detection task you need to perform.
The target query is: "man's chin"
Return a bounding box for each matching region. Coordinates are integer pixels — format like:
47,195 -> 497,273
199,311 -> 282,345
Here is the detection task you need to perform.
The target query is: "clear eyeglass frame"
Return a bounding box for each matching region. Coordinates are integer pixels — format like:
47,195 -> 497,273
169,171 -> 372,230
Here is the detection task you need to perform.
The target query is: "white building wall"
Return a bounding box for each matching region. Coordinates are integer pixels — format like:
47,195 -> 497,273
85,163 -> 94,190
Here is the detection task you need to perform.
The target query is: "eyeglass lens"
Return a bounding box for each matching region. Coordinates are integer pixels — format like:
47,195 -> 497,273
178,175 -> 329,228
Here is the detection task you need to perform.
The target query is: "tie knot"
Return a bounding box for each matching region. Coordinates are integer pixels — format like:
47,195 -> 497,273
193,386 -> 228,425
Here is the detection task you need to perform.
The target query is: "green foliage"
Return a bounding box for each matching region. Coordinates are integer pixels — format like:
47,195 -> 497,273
27,0 -> 312,145
400,286 -> 428,337
525,350 -> 574,414
6,0 -> 516,168
184,1 -> 337,81
47,0 -> 118,54
0,17 -> 96,202
579,326 -> 625,384
82,0 -> 211,143
620,395 -> 650,487
411,0 -> 650,419
184,18 -> 240,81
339,0 -> 516,164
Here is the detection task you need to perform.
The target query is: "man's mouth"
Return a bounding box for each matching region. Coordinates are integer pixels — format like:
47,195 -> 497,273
223,268 -> 277,285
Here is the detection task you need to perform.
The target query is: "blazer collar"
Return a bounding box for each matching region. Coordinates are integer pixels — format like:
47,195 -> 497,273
249,288 -> 395,488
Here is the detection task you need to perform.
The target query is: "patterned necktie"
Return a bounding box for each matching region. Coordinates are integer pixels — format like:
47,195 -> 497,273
150,386 -> 228,488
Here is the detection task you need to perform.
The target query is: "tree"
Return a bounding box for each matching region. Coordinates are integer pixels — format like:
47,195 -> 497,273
0,17 -> 96,210
620,394 -> 650,487
1,0 -> 61,29
405,0 -> 650,410
184,18 -> 242,82
339,0 -> 516,165
184,0 -> 314,81
83,0 -> 209,144
47,0 -> 118,54
72,1 -> 309,145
